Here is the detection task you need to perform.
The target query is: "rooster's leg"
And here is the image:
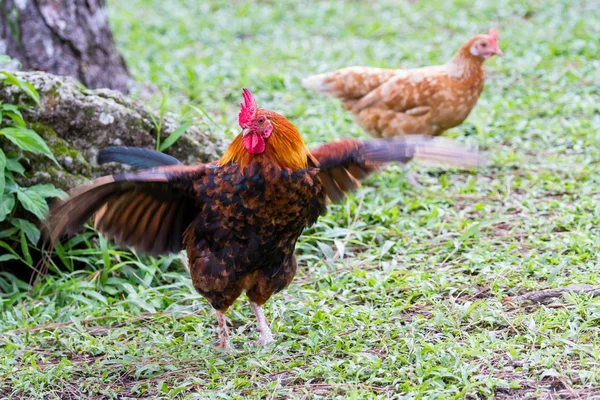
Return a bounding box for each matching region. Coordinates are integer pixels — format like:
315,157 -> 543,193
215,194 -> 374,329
250,302 -> 274,346
215,310 -> 231,350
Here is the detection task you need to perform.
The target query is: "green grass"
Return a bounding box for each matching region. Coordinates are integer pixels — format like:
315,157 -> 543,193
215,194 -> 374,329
2,0 -> 600,398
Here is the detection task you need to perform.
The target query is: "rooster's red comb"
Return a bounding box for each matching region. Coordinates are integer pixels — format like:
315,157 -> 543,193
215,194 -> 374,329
488,28 -> 499,48
239,88 -> 257,128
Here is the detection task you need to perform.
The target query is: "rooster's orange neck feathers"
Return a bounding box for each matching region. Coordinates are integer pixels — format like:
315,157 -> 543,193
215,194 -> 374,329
219,111 -> 316,171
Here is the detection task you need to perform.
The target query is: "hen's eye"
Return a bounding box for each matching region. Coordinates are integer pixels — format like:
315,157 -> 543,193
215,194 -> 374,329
482,43 -> 488,47
257,117 -> 265,123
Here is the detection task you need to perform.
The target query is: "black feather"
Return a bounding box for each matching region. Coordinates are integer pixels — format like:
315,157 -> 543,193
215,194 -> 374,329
98,147 -> 183,169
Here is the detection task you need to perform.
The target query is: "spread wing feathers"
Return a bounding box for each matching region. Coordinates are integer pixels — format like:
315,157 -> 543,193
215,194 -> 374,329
97,146 -> 183,169
44,166 -> 204,256
311,136 -> 482,203
303,67 -> 397,101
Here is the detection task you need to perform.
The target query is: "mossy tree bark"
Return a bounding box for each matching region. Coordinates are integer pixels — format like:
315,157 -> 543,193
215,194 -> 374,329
0,0 -> 130,93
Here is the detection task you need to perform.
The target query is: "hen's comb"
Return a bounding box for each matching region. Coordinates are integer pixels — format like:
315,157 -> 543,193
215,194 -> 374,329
238,88 -> 257,128
488,28 -> 499,48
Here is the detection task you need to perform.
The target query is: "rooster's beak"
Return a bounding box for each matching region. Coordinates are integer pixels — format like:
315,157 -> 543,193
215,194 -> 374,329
241,127 -> 251,137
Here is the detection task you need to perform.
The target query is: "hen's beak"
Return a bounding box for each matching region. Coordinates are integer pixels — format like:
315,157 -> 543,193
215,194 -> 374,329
241,127 -> 251,137
494,47 -> 504,56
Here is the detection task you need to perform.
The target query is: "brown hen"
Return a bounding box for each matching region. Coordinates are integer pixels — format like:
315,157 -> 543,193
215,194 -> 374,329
303,29 -> 502,138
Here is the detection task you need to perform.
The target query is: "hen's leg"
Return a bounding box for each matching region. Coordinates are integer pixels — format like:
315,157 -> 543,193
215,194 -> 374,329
250,302 -> 274,346
215,310 -> 231,350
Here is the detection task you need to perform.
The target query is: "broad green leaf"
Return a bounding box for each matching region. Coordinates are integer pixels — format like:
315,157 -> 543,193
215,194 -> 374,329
11,218 -> 41,245
0,71 -> 43,109
25,184 -> 67,199
20,80 -> 43,109
0,126 -> 58,165
15,184 -> 65,221
159,120 -> 193,151
4,176 -> 18,194
0,148 -> 5,195
0,103 -> 21,113
4,110 -> 26,127
0,55 -> 13,64
5,156 -> 25,175
16,187 -> 49,220
0,194 -> 15,222
1,104 -> 25,126
0,253 -> 18,262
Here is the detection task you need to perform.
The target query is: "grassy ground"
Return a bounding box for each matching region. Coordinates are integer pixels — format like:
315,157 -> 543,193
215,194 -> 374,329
2,0 -> 600,398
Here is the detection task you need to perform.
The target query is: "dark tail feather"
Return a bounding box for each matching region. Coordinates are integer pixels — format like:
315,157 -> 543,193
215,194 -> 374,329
98,147 -> 183,169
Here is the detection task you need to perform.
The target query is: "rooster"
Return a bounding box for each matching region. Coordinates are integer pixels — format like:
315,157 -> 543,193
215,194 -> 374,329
45,89 -> 481,349
303,29 -> 502,138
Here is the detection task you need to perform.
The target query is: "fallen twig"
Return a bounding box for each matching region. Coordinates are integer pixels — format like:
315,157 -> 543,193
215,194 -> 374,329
505,284 -> 600,305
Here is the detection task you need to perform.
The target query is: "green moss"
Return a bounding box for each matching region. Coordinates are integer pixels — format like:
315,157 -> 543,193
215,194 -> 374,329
29,122 -> 83,159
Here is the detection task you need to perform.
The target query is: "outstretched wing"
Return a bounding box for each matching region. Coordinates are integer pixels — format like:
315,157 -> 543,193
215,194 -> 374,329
44,165 -> 207,256
98,146 -> 183,169
311,136 -> 482,202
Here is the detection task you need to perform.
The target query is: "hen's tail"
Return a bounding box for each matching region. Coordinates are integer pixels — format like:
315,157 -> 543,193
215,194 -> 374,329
303,67 -> 396,101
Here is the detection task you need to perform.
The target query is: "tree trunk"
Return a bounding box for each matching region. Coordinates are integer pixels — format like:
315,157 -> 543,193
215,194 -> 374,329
0,0 -> 130,93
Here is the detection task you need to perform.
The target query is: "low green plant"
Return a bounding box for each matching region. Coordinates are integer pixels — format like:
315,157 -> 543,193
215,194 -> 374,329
0,69 -> 65,267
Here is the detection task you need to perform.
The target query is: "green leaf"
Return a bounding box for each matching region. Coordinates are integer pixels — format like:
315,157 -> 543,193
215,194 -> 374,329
0,194 -> 15,222
0,71 -> 43,109
16,188 -> 48,220
0,126 -> 58,165
159,120 -> 193,151
11,218 -> 41,245
459,222 -> 482,242
20,231 -> 33,265
0,55 -> 13,64
26,184 -> 67,199
16,184 -> 65,220
4,176 -> 18,194
155,92 -> 168,150
1,104 -> 25,126
0,240 -> 23,263
0,226 -> 19,238
0,253 -> 18,262
0,148 -> 5,195
5,156 -> 25,175
4,110 -> 26,127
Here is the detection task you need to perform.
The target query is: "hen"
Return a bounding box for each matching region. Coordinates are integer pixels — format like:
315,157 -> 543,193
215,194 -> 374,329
45,89 -> 481,349
303,29 -> 502,138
